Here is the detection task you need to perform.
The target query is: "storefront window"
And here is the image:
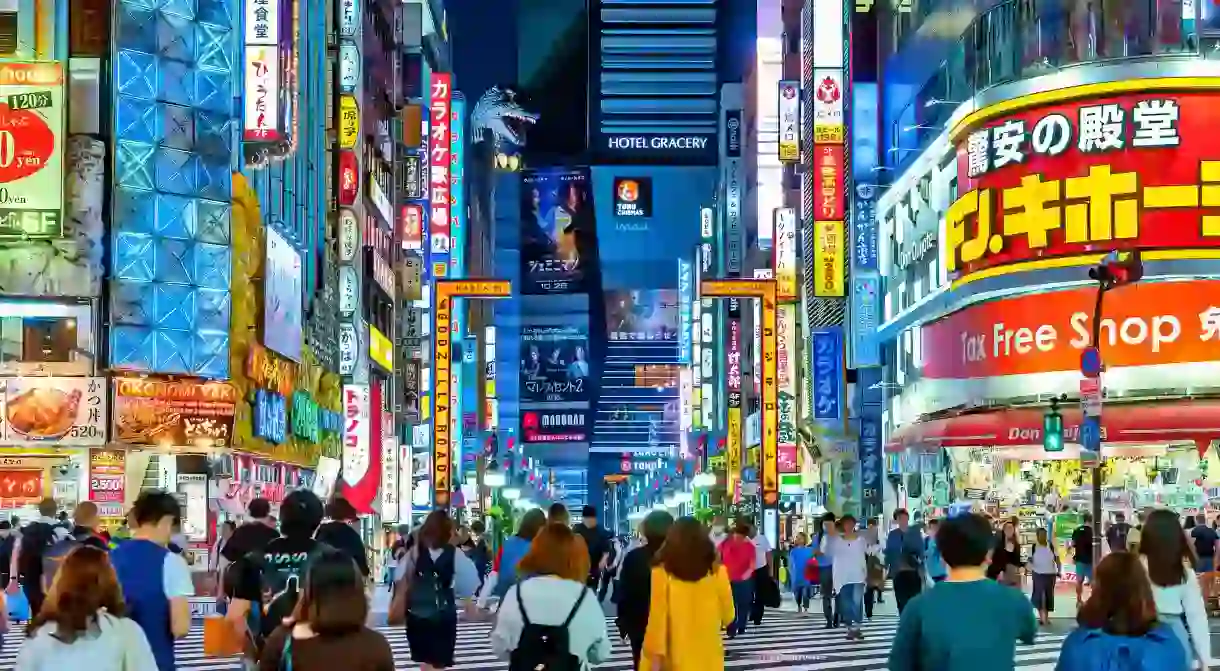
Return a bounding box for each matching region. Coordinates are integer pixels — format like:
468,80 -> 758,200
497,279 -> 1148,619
1,317 -> 76,364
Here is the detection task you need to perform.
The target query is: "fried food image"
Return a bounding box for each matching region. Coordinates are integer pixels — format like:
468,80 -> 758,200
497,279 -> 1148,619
6,388 -> 80,439
115,400 -> 180,442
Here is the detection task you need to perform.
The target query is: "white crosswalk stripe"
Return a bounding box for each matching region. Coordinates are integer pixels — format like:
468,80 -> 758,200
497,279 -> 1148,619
0,612 -> 1070,670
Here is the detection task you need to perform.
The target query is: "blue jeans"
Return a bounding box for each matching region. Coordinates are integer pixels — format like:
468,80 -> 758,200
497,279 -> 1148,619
730,580 -> 754,635
836,583 -> 865,628
792,584 -> 812,610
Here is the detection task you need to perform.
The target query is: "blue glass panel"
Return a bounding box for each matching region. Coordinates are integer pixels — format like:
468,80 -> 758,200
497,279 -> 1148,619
193,69 -> 231,113
154,237 -> 192,284
115,140 -> 156,190
112,231 -> 157,281
116,49 -> 157,100
152,330 -> 192,374
196,0 -> 234,29
156,12 -> 196,62
153,146 -> 197,196
113,185 -> 156,235
162,0 -> 198,21
154,192 -> 195,240
195,199 -> 230,245
193,242 -> 230,290
115,95 -> 157,143
194,110 -> 230,157
159,102 -> 195,150
109,325 -> 154,371
116,8 -> 156,54
118,0 -> 158,11
159,61 -> 196,108
110,280 -> 155,325
197,288 -> 231,329
195,23 -> 233,74
154,283 -> 196,330
196,157 -> 230,201
194,330 -> 230,379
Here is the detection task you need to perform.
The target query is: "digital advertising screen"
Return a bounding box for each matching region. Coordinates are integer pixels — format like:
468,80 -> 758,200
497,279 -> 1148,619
520,167 -> 598,295
520,324 -> 591,404
604,290 -> 680,342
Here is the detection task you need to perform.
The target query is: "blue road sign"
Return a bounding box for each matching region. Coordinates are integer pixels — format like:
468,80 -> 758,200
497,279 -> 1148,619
1080,347 -> 1102,377
1080,416 -> 1102,467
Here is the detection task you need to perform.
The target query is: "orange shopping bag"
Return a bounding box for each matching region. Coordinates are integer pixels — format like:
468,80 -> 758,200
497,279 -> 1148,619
202,616 -> 243,657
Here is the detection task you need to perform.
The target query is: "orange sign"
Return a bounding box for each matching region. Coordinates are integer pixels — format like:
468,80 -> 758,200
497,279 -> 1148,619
437,279 -> 512,297
921,280 -> 1220,379
0,470 -> 42,505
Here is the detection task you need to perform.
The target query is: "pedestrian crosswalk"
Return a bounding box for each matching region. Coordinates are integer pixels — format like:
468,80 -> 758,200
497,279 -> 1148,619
0,612 -> 1071,670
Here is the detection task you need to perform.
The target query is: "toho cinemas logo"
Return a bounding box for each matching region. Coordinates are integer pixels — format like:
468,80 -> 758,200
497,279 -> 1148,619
1008,424 -> 1108,444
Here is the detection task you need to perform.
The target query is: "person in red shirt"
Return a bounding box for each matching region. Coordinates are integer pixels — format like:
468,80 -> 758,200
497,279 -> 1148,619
719,521 -> 756,638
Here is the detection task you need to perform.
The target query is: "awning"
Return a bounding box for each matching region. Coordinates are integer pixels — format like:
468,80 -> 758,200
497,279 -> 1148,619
886,400 -> 1220,453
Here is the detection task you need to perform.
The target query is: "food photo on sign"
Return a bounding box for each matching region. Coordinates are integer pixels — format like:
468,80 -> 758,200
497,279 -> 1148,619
947,87 -> 1220,282
0,377 -> 106,445
112,378 -> 237,448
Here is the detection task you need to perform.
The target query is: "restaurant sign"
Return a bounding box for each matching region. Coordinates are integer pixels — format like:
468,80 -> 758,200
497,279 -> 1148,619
113,378 -> 237,448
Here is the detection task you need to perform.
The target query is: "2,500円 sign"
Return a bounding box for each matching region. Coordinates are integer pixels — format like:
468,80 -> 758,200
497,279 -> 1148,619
945,89 -> 1220,281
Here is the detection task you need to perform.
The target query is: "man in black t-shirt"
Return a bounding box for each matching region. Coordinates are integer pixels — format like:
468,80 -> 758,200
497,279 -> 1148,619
225,491 -> 326,657
1191,513 -> 1219,573
1071,514 -> 1094,606
574,505 -> 613,593
221,498 -> 279,563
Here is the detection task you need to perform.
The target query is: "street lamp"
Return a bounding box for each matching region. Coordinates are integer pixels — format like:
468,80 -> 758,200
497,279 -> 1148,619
484,460 -> 507,488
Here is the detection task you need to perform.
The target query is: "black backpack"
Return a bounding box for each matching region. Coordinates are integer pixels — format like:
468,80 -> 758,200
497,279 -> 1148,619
407,546 -> 456,620
17,522 -> 56,586
509,579 -> 588,671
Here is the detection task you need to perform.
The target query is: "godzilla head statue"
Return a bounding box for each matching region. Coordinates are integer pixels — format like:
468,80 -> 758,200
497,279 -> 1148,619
471,86 -> 538,152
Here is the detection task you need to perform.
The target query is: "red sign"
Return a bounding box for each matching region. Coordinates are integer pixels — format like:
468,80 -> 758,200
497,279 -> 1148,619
777,443 -> 798,473
337,150 -> 358,206
948,90 -> 1220,281
428,74 -> 452,253
88,448 -> 125,504
0,470 -> 42,505
921,280 -> 1220,379
400,203 -> 423,250
522,410 -> 587,443
815,145 -> 844,220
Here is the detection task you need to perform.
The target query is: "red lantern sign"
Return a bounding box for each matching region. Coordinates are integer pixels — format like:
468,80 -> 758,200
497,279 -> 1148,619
337,151 -> 358,206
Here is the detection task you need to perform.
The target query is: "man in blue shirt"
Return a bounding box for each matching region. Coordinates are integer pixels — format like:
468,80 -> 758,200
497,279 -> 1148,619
110,491 -> 196,671
884,508 -> 925,613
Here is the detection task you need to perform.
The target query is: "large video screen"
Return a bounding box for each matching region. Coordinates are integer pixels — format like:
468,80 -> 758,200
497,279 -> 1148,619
604,290 -> 679,342
520,324 -> 591,403
520,168 -> 598,295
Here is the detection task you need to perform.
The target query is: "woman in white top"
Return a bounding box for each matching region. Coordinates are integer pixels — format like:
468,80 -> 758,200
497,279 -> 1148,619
1139,508 -> 1211,669
821,514 -> 870,641
16,546 -> 158,671
1029,528 -> 1061,626
491,524 -> 611,669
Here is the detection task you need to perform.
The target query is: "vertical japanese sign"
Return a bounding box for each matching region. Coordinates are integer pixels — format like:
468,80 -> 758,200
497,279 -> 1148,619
88,449 -> 125,504
243,0 -> 285,142
778,81 -> 801,162
380,411 -> 398,522
678,258 -> 693,364
812,70 -> 845,144
812,328 -> 843,421
774,208 -> 798,301
726,317 -> 742,501
814,220 -> 845,297
859,415 -> 882,519
341,384 -> 371,497
776,305 -> 798,474
850,273 -> 881,368
815,146 -> 845,220
428,74 -> 452,279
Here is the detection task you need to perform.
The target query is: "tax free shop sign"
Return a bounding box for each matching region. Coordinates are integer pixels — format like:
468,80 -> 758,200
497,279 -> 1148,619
943,82 -> 1220,285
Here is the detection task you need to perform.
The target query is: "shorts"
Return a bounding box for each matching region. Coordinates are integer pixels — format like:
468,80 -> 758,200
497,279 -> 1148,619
1196,556 -> 1215,574
1075,562 -> 1093,581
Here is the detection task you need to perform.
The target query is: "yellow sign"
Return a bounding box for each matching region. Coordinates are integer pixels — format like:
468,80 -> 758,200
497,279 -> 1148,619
433,296 -> 453,508
700,279 -> 780,506
431,278 -> 514,508
369,325 -> 393,372
814,220 -> 845,297
338,95 -> 359,149
814,125 -> 845,145
727,407 -> 741,500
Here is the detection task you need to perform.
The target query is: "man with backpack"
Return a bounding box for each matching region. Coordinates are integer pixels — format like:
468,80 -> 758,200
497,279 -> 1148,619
110,491 -> 196,671
226,489 -> 327,664
40,502 -> 110,594
7,497 -> 69,618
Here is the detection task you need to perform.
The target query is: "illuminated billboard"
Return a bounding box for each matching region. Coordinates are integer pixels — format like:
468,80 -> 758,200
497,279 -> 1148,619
521,325 -> 591,404
520,167 -> 597,294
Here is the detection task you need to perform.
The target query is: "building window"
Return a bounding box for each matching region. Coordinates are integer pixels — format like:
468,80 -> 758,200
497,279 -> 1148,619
0,317 -> 77,366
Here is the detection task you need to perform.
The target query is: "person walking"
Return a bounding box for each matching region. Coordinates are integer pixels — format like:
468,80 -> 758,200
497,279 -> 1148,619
717,521 -> 756,638
254,549 -> 395,671
987,521 -> 1024,587
477,509 -> 546,608
1190,512 -> 1219,574
108,492 -> 195,671
1055,551 -> 1189,671
1071,512 -> 1094,606
573,505 -> 614,595
1029,528 -> 1060,626
396,511 -> 480,671
813,513 -> 838,627
923,518 -> 947,584
614,510 -> 673,667
748,523 -> 775,626
8,498 -> 69,620
884,509 -> 924,613
14,546 -> 159,671
219,498 -> 278,564
314,497 -> 370,579
786,533 -> 815,614
640,517 -> 734,671
1137,508 -> 1211,668
490,524 -> 611,669
821,514 -> 869,640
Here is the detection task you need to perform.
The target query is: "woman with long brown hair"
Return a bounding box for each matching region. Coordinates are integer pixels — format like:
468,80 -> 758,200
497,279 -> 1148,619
641,517 -> 734,671
256,548 -> 394,671
15,546 -> 158,671
1056,551 -> 1188,670
1138,508 -> 1211,668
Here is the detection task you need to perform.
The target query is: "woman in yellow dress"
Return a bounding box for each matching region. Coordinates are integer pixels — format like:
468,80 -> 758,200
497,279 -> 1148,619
640,517 -> 735,671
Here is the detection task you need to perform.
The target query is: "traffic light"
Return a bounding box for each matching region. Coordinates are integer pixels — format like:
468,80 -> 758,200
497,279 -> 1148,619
1089,250 -> 1144,288
1043,403 -> 1064,452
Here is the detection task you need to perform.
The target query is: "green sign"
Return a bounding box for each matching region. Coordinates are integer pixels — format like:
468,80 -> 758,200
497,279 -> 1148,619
291,391 -> 320,443
778,392 -> 796,444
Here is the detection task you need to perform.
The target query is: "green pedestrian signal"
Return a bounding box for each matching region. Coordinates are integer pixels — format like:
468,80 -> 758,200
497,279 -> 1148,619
1043,405 -> 1064,452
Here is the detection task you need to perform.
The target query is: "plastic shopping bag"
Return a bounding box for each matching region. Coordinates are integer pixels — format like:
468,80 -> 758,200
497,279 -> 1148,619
7,588 -> 29,622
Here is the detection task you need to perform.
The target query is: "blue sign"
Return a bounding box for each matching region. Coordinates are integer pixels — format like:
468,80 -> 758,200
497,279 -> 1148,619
859,416 -> 882,518
253,389 -> 287,445
851,83 -> 879,273
852,185 -> 879,272
850,273 -> 881,368
1080,347 -> 1102,377
677,258 -> 694,364
812,328 -> 844,421
1080,416 -> 1102,465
